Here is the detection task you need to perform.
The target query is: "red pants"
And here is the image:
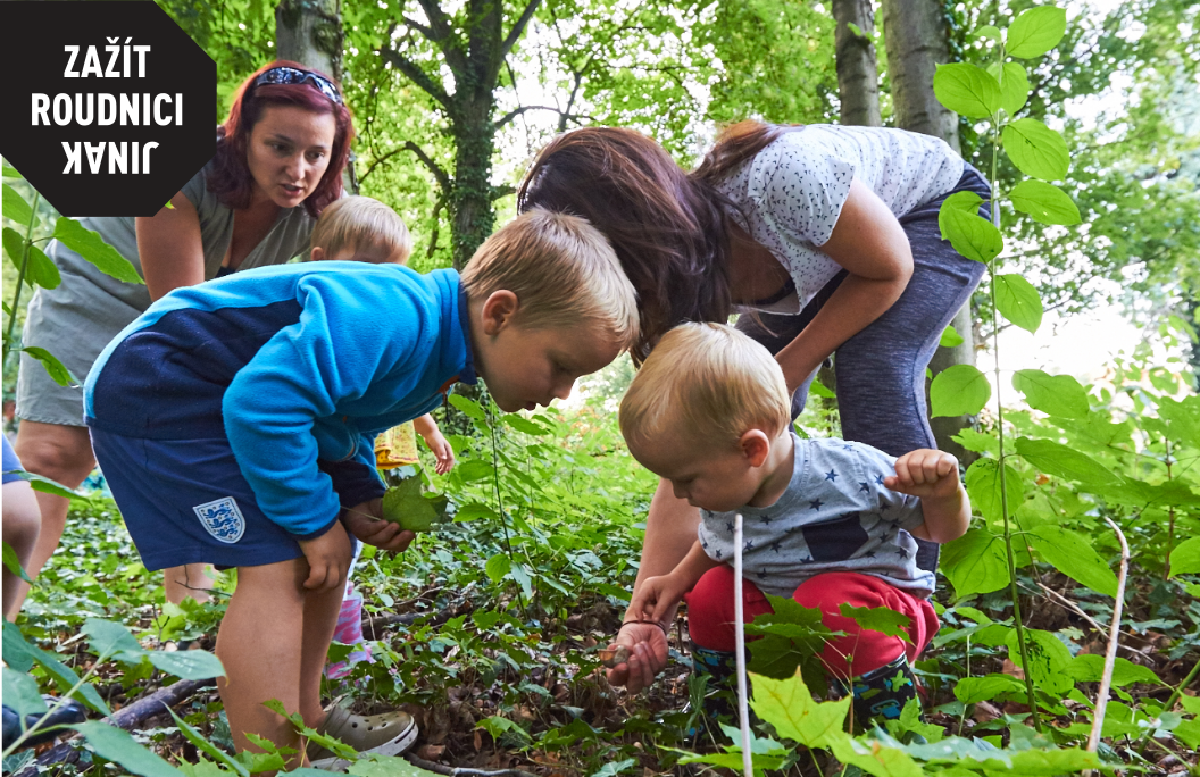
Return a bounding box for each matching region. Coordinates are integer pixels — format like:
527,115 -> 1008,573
683,567 -> 939,678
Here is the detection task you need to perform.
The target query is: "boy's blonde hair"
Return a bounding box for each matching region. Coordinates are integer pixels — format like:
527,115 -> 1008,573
620,322 -> 791,451
461,209 -> 640,350
310,196 -> 412,264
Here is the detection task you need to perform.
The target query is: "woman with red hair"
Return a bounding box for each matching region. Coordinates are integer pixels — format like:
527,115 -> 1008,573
13,62 -> 415,761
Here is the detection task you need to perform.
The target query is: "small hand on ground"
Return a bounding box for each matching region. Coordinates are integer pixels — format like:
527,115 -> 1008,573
605,622 -> 669,693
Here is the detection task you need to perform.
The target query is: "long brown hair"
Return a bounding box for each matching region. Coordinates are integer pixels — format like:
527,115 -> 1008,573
208,60 -> 354,218
517,121 -> 782,361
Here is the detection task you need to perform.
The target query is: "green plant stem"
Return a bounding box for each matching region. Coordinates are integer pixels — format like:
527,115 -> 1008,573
0,649 -> 102,758
2,191 -> 40,370
1136,656 -> 1200,755
484,399 -> 525,613
1164,440 -> 1174,579
988,92 -> 1042,733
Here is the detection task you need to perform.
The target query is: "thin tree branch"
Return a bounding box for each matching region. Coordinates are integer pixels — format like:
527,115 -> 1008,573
378,44 -> 454,112
401,142 -> 452,191
490,184 -> 516,201
1086,517 -> 1129,761
400,15 -> 435,40
494,104 -> 571,129
499,0 -> 542,60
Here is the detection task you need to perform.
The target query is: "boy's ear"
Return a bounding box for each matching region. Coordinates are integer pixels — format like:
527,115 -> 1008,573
739,430 -> 771,468
481,290 -> 520,336
309,246 -> 325,261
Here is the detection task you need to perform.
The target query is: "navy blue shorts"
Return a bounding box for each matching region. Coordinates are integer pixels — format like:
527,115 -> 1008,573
89,430 -> 315,571
3,435 -> 25,484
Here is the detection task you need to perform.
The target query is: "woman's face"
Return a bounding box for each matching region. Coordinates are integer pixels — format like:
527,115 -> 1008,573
246,104 -> 337,209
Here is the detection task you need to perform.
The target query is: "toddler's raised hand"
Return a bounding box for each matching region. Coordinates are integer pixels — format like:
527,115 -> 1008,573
885,449 -> 960,499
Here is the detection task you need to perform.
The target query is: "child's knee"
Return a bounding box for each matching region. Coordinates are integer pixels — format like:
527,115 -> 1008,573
2,482 -> 42,551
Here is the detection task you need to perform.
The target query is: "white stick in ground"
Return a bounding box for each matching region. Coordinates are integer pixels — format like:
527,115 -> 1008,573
733,512 -> 753,777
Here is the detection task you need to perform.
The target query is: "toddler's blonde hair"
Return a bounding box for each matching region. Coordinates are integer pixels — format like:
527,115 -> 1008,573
620,322 -> 791,451
461,209 -> 640,351
310,196 -> 412,264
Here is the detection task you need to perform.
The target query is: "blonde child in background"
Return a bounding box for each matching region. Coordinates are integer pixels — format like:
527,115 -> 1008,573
308,196 -> 456,679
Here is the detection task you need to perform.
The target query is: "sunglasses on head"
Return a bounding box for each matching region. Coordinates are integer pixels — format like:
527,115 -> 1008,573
253,66 -> 343,105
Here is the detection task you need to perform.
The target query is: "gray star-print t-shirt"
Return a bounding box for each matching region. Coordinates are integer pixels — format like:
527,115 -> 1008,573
697,433 -> 936,597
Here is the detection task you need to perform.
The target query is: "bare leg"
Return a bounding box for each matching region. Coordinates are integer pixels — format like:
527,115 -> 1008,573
2,480 -> 41,621
164,563 -> 215,605
11,421 -> 96,612
216,558 -> 309,770
299,575 -> 345,726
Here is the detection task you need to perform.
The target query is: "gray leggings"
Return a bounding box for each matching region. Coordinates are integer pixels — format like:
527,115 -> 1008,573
737,165 -> 990,571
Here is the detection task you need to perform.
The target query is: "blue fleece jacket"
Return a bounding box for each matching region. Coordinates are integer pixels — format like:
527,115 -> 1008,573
85,262 -> 475,539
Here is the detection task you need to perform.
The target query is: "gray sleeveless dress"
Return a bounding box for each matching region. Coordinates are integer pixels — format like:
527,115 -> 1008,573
17,159 -> 317,427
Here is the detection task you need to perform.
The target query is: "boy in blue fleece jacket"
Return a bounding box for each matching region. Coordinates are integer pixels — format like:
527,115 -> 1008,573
84,210 -> 639,767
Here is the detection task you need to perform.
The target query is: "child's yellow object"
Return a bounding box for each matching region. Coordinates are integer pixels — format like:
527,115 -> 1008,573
375,422 -> 419,468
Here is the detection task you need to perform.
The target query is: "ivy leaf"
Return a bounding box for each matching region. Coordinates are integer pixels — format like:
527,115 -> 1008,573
1011,369 -> 1090,419
749,671 -> 849,748
839,603 -> 912,643
1005,6 -> 1068,58
52,217 -> 143,284
1010,180 -> 1081,225
933,62 -> 1001,118
1066,655 -> 1163,687
938,204 -> 1002,263
954,674 -> 1024,704
1169,536 -> 1200,577
1014,437 -> 1117,488
20,347 -> 77,387
485,553 -> 511,584
993,274 -> 1043,333
940,528 -> 1010,597
73,721 -> 184,776
939,325 -> 964,348
2,184 -> 33,226
930,364 -> 991,418
964,459 -> 1024,523
1007,628 -> 1073,694
996,62 -> 1031,115
1002,119 -> 1069,181
1028,526 -> 1118,597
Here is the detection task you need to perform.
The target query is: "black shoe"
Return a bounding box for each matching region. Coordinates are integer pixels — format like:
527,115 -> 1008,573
2,696 -> 88,750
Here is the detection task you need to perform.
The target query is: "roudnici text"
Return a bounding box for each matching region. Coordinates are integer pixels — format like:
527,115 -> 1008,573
34,40 -> 179,174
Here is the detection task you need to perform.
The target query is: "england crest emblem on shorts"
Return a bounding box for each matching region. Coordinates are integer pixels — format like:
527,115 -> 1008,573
193,497 -> 246,544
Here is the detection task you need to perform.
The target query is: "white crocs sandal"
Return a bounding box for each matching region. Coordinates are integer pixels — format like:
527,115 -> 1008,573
308,705 -> 418,770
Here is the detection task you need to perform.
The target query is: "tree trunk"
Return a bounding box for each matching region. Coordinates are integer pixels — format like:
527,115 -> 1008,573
881,0 -> 977,464
275,0 -> 343,81
832,0 -> 882,127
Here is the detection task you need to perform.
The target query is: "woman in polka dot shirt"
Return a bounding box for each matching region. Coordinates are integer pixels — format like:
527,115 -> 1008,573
518,121 -> 990,691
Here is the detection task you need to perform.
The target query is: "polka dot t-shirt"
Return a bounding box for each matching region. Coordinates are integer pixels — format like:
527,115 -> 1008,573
713,125 -> 965,314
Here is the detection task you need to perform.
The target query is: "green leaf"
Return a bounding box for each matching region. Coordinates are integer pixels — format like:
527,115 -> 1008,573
829,736 -> 924,777
147,649 -> 225,680
167,710 -> 249,777
1009,180 -> 1081,225
954,674 -> 1024,704
15,470 -> 91,501
939,325 -> 964,348
1173,718 -> 1200,751
73,721 -> 184,776
83,618 -> 145,660
2,541 -> 34,584
993,274 -> 1043,333
446,393 -> 486,421
749,671 -> 849,748
940,528 -> 1010,597
381,477 -> 447,532
964,459 -> 1023,523
938,204 -> 1002,263
1066,654 -> 1163,687
809,379 -> 835,398
1028,526 -> 1118,597
501,414 -> 548,436
930,365 -> 991,418
1002,119 -> 1069,181
52,217 -> 143,284
2,164 -> 23,179
455,459 -> 494,482
2,622 -> 108,714
2,226 -> 62,289
838,603 -> 912,643
933,62 -> 1001,118
2,667 -> 48,720
1011,369 -> 1090,419
20,347 -> 77,387
1005,6 -> 1068,58
1169,536 -> 1200,577
1007,627 -> 1073,694
1014,437 -> 1117,487
2,184 -> 33,226
1156,396 -> 1200,446
350,755 -> 444,777
485,553 -> 511,584
996,62 -> 1031,115
976,25 -> 1001,41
